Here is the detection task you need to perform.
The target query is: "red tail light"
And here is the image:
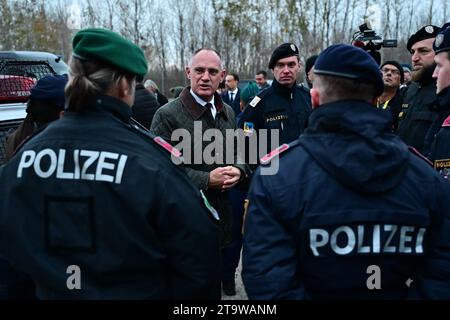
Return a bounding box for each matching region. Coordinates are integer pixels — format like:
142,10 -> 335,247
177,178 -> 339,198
352,41 -> 366,48
0,75 -> 36,103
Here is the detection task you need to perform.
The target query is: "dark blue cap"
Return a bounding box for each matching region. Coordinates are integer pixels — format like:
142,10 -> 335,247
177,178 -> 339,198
314,44 -> 384,96
433,22 -> 450,54
30,74 -> 68,109
268,43 -> 299,69
381,60 -> 404,84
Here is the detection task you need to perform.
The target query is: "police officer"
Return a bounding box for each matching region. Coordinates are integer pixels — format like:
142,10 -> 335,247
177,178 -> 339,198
0,28 -> 221,299
5,74 -> 68,161
242,44 -> 450,299
429,23 -> 450,181
239,43 -> 311,154
397,25 -> 440,153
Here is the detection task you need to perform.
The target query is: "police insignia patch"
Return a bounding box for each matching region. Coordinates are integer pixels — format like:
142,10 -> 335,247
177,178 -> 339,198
434,158 -> 450,170
425,25 -> 434,33
290,44 -> 296,52
435,34 -> 444,48
249,96 -> 261,107
243,122 -> 254,136
434,159 -> 450,181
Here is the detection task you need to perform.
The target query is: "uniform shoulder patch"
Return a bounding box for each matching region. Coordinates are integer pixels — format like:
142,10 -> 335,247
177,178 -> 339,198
408,146 -> 433,167
153,136 -> 182,158
249,96 -> 261,108
260,144 -> 290,165
130,118 -> 183,162
442,115 -> 450,127
434,158 -> 450,170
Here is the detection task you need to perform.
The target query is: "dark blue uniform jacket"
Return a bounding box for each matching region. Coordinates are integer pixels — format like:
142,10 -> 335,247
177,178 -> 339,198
242,101 -> 450,299
430,87 -> 450,181
0,95 -> 221,299
238,79 -> 311,147
397,79 -> 438,152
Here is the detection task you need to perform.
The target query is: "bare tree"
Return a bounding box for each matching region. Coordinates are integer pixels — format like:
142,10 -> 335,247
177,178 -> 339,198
3,0 -> 443,87
442,0 -> 448,25
427,0 -> 435,25
406,0 -> 415,36
384,0 -> 392,38
341,0 -> 351,39
393,0 -> 405,40
105,0 -> 116,31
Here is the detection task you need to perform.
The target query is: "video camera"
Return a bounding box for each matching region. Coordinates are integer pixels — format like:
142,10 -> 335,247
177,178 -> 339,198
352,23 -> 397,65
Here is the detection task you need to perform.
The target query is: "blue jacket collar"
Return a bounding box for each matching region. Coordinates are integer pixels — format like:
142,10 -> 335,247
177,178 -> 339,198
307,100 -> 393,136
271,78 -> 297,97
94,95 -> 132,123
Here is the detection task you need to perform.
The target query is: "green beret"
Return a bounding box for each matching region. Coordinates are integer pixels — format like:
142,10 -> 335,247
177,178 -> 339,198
72,28 -> 148,77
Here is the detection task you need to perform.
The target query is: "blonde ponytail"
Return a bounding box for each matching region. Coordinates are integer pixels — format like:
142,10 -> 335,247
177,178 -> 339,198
65,57 -> 135,112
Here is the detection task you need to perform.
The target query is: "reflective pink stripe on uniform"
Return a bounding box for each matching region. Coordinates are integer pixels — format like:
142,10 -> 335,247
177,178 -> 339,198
260,144 -> 290,164
153,136 -> 182,158
442,115 -> 450,127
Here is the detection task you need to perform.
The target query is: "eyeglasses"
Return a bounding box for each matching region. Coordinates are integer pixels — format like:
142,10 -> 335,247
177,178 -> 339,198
381,68 -> 401,75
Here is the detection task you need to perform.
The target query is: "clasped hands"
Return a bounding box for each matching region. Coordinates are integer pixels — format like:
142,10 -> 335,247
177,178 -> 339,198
208,166 -> 241,191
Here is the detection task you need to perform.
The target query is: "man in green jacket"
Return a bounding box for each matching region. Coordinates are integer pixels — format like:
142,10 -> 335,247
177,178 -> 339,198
151,48 -> 248,250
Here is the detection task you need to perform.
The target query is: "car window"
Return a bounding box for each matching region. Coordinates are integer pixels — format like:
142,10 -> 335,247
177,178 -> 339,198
0,59 -> 61,164
0,60 -> 57,103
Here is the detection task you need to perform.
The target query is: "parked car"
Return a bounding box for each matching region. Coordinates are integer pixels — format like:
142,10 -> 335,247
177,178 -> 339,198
0,51 -> 69,164
0,51 -> 69,76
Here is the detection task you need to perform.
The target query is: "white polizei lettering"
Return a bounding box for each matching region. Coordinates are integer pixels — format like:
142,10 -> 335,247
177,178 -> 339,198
357,225 -> 371,253
15,148 -> 127,184
34,149 -> 57,178
95,152 -> 118,182
373,225 -> 380,253
383,225 -> 397,253
309,229 -> 329,257
17,150 -> 36,178
56,149 -> 74,179
115,155 -> 128,184
399,226 -> 414,253
73,149 -> 81,179
415,228 -> 426,254
80,150 -> 99,181
330,226 -> 355,255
